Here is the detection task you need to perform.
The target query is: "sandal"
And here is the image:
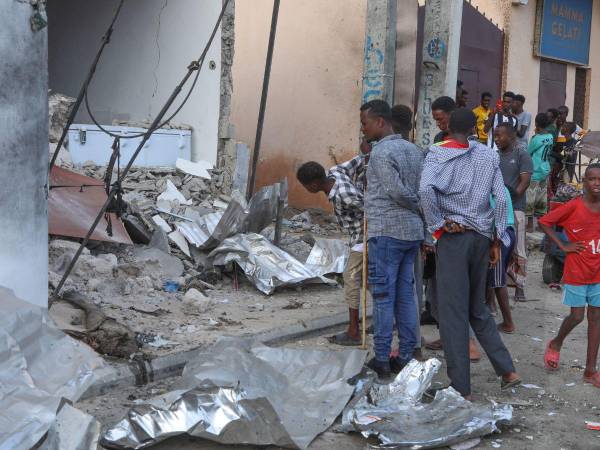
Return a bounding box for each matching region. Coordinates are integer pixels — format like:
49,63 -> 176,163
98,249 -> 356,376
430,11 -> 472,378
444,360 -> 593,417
584,372 -> 600,388
501,376 -> 522,390
544,341 -> 560,371
425,339 -> 443,351
327,332 -> 361,346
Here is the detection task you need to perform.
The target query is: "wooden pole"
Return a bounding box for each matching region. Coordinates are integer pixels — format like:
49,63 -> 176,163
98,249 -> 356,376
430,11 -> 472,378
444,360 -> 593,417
361,218 -> 369,349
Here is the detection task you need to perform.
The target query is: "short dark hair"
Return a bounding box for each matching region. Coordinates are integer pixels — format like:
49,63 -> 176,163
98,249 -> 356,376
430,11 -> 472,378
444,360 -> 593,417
496,122 -> 517,136
514,94 -> 526,104
558,105 -> 569,114
585,163 -> 600,176
360,100 -> 392,121
431,96 -> 456,113
391,104 -> 413,135
449,108 -> 477,134
296,162 -> 326,185
562,121 -> 577,135
481,91 -> 492,101
547,108 -> 559,119
461,89 -> 469,96
535,112 -> 551,129
503,91 -> 515,99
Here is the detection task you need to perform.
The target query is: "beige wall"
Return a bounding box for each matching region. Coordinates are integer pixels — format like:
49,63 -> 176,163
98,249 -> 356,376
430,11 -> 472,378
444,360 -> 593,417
231,0 -> 367,209
504,0 -> 541,117
394,0 -> 419,107
587,0 -> 600,131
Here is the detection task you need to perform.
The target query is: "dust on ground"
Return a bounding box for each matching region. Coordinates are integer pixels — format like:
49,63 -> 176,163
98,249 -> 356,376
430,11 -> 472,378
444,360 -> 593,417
77,250 -> 600,449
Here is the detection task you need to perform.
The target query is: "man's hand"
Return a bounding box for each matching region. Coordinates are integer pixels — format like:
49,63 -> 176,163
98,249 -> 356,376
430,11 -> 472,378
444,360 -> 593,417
560,241 -> 587,254
489,240 -> 501,267
443,219 -> 465,234
421,244 -> 436,258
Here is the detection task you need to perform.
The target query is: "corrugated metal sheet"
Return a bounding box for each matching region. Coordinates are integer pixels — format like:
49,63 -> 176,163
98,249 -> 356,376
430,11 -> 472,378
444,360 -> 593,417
49,167 -> 132,244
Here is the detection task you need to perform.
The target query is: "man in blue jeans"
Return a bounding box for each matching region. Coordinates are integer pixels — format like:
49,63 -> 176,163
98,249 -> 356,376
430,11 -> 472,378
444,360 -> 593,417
360,99 -> 425,379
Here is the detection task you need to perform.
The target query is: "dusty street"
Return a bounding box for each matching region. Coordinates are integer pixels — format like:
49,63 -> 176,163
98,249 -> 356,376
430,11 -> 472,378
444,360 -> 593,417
77,249 -> 600,450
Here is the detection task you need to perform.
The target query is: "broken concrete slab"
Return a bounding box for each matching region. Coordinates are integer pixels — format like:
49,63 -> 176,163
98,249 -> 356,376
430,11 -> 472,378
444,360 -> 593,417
168,230 -> 191,258
175,158 -> 212,180
157,179 -> 192,207
132,247 -> 184,279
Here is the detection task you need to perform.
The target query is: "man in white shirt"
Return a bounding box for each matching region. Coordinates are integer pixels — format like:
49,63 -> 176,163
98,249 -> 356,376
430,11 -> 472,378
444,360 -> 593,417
484,91 -> 519,151
513,94 -> 532,148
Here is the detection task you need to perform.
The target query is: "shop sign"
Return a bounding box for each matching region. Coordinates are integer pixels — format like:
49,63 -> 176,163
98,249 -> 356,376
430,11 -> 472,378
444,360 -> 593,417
538,0 -> 593,65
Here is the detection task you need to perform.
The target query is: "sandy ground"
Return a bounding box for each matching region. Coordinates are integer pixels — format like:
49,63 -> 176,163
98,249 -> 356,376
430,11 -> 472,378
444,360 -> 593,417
77,250 -> 600,449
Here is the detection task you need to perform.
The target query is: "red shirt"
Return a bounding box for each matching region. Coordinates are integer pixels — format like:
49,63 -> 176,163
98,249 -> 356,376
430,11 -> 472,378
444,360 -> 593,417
539,197 -> 600,285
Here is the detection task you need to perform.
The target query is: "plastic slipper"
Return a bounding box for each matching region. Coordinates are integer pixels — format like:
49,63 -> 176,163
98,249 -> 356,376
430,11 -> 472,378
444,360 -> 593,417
544,341 -> 560,371
501,376 -> 522,390
425,339 -> 443,351
327,332 -> 361,347
584,372 -> 600,388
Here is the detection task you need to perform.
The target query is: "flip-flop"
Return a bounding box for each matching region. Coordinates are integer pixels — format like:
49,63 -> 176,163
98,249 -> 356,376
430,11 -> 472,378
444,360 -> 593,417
584,372 -> 600,388
327,332 -> 361,347
544,341 -> 560,371
501,376 -> 522,390
425,339 -> 443,351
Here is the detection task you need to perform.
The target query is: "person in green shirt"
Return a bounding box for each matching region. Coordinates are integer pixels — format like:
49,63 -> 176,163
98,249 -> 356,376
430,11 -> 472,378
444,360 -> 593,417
546,108 -> 560,141
526,113 -> 554,217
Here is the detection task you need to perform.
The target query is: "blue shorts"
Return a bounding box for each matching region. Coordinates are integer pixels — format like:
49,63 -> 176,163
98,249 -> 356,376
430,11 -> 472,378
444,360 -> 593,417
563,283 -> 600,308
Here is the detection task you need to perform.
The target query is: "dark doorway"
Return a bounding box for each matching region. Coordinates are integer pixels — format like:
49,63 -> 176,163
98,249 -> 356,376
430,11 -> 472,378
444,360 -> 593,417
458,1 -> 504,109
573,67 -> 590,128
538,60 -> 567,113
414,2 -> 504,112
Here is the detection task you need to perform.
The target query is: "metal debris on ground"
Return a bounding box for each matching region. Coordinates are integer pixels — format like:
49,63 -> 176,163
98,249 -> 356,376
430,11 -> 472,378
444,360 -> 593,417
49,166 -> 132,244
209,233 -> 337,294
38,403 -> 101,450
101,337 -> 366,449
0,287 -> 106,450
341,358 -> 513,449
304,237 -> 349,276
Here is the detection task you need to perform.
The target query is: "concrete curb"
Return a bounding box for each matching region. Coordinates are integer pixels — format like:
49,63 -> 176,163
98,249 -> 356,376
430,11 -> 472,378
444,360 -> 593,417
81,307 -> 372,399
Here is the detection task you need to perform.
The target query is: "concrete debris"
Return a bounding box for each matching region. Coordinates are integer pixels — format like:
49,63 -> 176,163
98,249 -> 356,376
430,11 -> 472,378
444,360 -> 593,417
48,92 -> 75,142
182,288 -> 212,313
176,157 -> 213,179
157,179 -> 193,207
51,291 -> 139,358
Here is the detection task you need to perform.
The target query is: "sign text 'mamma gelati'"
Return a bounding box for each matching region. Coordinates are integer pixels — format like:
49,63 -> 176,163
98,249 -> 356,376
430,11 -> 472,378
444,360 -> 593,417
538,0 -> 593,65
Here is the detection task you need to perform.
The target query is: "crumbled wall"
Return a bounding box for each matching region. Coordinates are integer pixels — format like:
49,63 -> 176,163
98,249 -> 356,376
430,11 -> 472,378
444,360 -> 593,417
216,0 -> 236,194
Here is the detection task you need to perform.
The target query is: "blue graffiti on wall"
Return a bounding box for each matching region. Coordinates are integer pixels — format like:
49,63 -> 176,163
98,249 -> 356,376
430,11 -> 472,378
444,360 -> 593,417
362,34 -> 385,103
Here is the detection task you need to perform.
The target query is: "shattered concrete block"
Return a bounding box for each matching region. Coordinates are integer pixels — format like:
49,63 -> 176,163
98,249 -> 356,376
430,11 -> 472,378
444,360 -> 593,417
48,92 -> 75,142
176,158 -> 212,180
122,214 -> 152,244
182,288 -> 212,313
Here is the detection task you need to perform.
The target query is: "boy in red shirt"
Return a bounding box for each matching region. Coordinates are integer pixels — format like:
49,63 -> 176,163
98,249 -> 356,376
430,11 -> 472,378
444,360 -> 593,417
540,164 -> 600,388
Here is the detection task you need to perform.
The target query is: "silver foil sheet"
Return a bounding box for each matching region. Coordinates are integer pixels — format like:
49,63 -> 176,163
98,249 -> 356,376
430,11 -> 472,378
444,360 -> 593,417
304,237 -> 349,276
0,287 -> 106,450
38,403 -> 101,450
342,358 -> 513,449
177,180 -> 288,250
102,337 -> 366,449
209,233 -> 337,294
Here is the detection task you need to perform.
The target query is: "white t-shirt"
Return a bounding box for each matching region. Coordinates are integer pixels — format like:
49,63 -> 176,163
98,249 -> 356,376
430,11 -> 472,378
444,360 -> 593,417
515,111 -> 532,147
487,112 -> 519,151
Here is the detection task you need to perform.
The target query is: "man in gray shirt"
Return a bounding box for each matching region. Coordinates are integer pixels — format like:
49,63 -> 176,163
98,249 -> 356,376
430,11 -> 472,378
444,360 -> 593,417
513,94 -> 532,148
360,100 -> 425,378
495,122 -> 533,302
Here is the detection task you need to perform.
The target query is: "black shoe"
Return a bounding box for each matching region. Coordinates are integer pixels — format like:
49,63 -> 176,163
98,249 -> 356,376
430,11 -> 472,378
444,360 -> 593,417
389,356 -> 409,374
366,357 -> 391,379
420,310 -> 438,326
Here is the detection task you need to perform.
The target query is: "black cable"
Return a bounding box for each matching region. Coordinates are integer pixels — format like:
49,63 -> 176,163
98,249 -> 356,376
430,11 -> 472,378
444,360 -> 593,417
48,0 -> 126,172
83,0 -> 226,141
51,0 -> 231,302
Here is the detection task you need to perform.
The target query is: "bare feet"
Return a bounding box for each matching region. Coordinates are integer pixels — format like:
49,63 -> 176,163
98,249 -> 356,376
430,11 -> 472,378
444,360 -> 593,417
497,322 -> 515,334
469,337 -> 481,362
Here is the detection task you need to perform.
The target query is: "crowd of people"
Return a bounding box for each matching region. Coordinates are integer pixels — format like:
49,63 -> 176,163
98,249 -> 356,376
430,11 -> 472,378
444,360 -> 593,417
295,90 -> 600,398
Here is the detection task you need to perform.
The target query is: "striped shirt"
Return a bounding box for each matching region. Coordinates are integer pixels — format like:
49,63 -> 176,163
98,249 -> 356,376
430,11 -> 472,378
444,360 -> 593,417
419,139 -> 508,245
327,156 -> 365,246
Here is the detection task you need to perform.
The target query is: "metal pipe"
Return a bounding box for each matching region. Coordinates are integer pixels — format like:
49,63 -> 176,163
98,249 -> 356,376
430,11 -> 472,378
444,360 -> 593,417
247,0 -> 281,199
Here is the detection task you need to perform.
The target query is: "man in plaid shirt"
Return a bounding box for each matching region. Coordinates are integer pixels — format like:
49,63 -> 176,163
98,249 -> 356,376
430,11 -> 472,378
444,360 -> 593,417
297,145 -> 368,346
